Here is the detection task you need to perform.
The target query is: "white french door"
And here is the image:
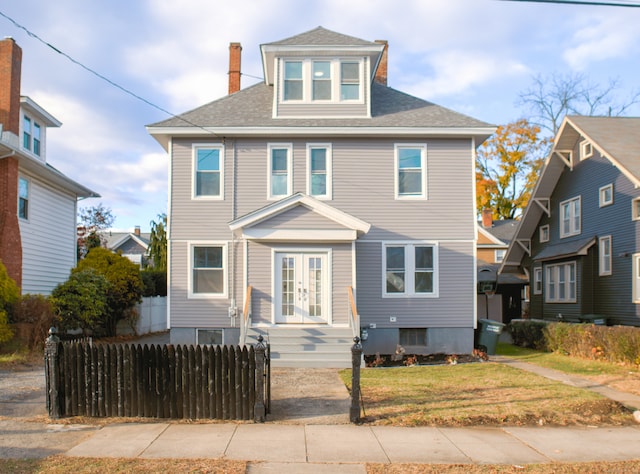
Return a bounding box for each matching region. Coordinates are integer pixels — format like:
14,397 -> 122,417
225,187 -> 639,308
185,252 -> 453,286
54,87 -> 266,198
275,252 -> 329,324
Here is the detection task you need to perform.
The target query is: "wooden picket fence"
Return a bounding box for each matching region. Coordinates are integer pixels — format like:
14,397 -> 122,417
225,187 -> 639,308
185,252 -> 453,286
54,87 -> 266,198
44,334 -> 270,422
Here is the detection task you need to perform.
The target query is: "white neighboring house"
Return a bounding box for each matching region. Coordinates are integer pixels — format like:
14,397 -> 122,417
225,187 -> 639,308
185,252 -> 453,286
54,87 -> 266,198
0,38 -> 99,294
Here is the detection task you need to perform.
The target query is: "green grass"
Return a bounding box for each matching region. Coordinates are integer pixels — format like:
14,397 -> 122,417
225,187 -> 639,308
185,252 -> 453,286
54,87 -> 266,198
0,337 -> 35,367
496,342 -> 640,378
340,361 -> 633,427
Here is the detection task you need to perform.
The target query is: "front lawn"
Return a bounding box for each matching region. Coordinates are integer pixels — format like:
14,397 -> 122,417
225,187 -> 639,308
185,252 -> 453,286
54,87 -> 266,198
340,360 -> 633,427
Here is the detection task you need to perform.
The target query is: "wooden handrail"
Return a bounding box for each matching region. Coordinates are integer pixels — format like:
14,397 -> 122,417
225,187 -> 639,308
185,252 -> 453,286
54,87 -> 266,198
243,285 -> 253,323
348,286 -> 359,338
240,285 -> 253,345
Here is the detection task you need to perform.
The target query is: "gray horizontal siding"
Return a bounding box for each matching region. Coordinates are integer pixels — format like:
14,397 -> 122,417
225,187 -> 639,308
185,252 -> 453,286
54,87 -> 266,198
252,205 -> 345,230
355,240 -> 475,328
277,103 -> 368,118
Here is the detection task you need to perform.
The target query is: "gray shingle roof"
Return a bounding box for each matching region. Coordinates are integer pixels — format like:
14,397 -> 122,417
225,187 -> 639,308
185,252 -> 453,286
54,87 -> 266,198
263,26 -> 378,47
150,82 -> 492,129
481,219 -> 519,245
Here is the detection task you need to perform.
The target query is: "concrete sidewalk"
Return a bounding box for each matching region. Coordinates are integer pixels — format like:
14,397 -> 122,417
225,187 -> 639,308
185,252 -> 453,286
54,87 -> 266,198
64,422 -> 640,471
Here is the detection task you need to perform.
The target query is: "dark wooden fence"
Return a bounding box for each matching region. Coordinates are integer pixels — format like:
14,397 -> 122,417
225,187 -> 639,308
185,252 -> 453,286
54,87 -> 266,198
44,330 -> 270,422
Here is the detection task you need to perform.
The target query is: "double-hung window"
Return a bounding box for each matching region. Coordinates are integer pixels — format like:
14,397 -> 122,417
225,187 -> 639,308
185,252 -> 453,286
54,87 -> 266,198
193,145 -> 223,199
284,61 -> 303,101
560,196 -> 581,238
18,177 -> 28,220
281,59 -> 362,103
23,116 -> 31,151
545,262 -> 576,303
395,144 -> 427,199
191,244 -> 226,297
599,236 -> 612,276
268,144 -> 292,199
340,62 -> 360,100
533,267 -> 542,295
307,144 -> 332,199
312,61 -> 331,100
33,123 -> 41,156
384,243 -> 437,297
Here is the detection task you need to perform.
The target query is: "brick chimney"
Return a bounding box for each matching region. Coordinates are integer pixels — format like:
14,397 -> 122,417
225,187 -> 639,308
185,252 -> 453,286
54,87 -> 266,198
374,40 -> 388,86
228,42 -> 242,95
482,208 -> 493,229
134,225 -> 141,237
0,37 -> 23,288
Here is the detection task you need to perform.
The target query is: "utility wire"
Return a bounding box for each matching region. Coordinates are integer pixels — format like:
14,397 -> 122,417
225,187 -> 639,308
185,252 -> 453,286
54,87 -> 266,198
498,0 -> 640,6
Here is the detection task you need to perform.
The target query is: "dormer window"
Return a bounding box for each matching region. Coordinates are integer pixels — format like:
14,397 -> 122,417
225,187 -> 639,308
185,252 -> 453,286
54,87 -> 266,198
22,115 -> 42,157
280,58 -> 363,104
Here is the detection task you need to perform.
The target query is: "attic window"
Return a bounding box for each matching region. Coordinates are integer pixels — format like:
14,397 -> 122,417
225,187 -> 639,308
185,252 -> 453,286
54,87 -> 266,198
280,59 -> 363,104
580,141 -> 593,160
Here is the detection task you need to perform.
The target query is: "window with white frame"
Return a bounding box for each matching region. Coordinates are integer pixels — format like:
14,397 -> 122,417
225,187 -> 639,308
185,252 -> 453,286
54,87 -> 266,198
495,249 -> 506,263
383,243 -> 437,297
599,184 -> 613,207
191,245 -> 226,297
307,144 -> 332,199
599,235 -> 612,276
533,267 -> 542,295
18,177 -> 28,220
633,254 -> 640,303
632,198 -> 640,220
580,140 -> 593,160
560,196 -> 581,238
193,145 -> 223,198
395,144 -> 427,199
545,262 -> 576,303
268,144 -> 292,199
23,116 -> 31,151
281,59 -> 363,103
539,224 -> 550,243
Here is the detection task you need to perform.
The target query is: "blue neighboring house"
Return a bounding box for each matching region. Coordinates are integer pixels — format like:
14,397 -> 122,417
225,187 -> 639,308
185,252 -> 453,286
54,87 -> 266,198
501,116 -> 640,326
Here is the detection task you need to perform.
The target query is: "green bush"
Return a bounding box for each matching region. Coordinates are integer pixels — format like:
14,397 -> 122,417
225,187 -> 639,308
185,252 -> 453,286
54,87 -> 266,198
12,294 -> 57,350
544,322 -> 640,365
508,319 -> 549,350
140,269 -> 167,297
0,259 -> 20,344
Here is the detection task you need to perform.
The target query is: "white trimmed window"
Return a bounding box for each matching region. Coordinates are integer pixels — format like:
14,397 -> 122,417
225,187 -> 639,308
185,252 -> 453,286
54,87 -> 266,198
533,267 -> 542,295
395,144 -> 427,199
18,177 -> 29,220
268,144 -> 292,199
599,184 -> 613,207
495,249 -> 506,263
539,224 -> 550,243
193,145 -> 223,199
281,59 -> 363,104
545,262 -> 576,303
633,198 -> 640,220
580,140 -> 593,160
190,244 -> 227,298
307,143 -> 332,199
599,235 -> 612,276
22,115 -> 42,157
383,243 -> 438,297
560,196 -> 581,238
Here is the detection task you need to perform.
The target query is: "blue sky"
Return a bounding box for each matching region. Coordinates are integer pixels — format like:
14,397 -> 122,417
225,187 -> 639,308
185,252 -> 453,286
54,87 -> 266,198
2,0 -> 639,231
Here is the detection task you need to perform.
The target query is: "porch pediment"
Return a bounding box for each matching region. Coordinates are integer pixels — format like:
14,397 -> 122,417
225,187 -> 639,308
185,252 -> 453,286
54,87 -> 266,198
229,193 -> 371,241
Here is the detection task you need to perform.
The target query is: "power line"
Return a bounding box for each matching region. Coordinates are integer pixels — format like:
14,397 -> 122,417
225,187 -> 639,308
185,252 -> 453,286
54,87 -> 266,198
498,0 -> 640,6
0,9 -> 221,134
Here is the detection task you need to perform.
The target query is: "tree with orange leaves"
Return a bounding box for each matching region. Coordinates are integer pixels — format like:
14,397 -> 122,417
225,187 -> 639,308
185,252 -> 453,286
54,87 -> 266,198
476,119 -> 548,220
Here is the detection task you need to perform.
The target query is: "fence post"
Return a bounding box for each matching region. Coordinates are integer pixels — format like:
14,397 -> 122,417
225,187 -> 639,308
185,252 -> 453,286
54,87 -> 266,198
44,327 -> 61,419
350,336 -> 362,423
254,335 -> 266,422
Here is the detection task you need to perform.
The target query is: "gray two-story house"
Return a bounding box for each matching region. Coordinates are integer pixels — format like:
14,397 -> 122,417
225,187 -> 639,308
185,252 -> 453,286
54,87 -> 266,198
501,116 -> 640,326
147,27 -> 494,366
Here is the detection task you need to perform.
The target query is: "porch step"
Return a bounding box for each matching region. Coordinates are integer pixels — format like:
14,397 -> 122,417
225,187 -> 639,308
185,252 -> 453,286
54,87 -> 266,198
245,326 -> 355,368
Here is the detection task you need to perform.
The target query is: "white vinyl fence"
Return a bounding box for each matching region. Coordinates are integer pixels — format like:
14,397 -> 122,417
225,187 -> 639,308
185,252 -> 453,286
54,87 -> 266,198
116,296 -> 167,336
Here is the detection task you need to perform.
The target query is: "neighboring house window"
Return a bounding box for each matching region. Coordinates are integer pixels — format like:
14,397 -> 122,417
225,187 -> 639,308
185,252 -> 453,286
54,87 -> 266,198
307,143 -> 332,199
312,61 -> 331,100
18,177 -> 28,220
193,145 -> 223,199
395,144 -> 427,199
539,225 -> 550,243
632,198 -> 640,220
545,262 -> 576,303
383,243 -> 437,297
33,123 -> 41,156
560,196 -> 581,238
268,144 -> 292,199
599,184 -> 613,207
191,244 -> 226,297
340,62 -> 360,100
580,140 -> 593,160
399,328 -> 427,346
283,61 -> 303,101
281,59 -> 362,103
599,235 -> 612,276
634,254 -> 640,303
533,267 -> 542,295
23,116 -> 31,150
495,249 -> 506,263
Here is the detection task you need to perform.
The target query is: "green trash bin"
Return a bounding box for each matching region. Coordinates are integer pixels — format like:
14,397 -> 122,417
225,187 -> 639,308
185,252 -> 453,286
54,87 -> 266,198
476,318 -> 506,355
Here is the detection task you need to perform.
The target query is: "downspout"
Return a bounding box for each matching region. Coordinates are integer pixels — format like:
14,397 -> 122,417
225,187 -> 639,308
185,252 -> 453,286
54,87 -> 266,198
229,138 -> 238,326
